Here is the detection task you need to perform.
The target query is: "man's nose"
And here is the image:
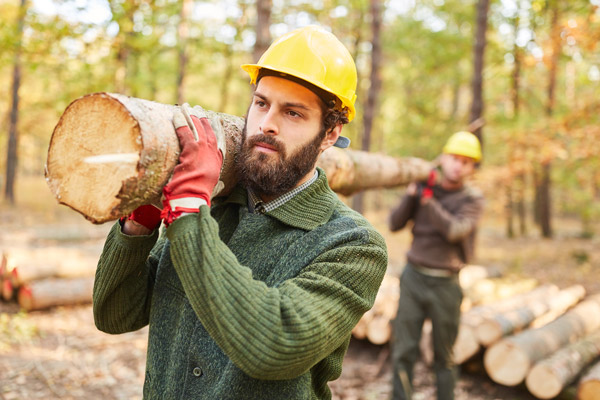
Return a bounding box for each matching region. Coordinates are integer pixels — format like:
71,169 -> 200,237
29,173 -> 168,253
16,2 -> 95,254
259,108 -> 279,136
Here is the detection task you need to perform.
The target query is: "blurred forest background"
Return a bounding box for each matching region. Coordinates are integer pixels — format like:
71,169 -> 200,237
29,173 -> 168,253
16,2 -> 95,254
1,0 -> 600,238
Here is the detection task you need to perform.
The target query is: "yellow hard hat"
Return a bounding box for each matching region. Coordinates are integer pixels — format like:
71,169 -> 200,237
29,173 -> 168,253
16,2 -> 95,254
443,131 -> 482,161
241,25 -> 358,122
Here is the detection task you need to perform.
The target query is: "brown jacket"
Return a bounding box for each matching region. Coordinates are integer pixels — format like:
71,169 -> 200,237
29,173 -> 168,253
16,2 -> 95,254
389,184 -> 484,271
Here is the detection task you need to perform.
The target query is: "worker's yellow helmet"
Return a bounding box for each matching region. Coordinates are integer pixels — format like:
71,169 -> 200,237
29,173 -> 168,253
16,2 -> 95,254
443,131 -> 482,161
241,25 -> 358,122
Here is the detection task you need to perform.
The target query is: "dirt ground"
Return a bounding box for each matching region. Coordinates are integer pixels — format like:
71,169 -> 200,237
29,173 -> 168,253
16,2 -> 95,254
1,188 -> 599,400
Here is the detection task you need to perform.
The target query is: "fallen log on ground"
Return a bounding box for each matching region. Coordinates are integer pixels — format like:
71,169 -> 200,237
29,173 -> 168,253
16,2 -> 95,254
484,294 -> 600,386
17,277 -> 95,311
458,264 -> 502,291
476,285 -> 586,346
352,274 -> 399,344
451,283 -> 557,364
46,92 -> 432,224
578,359 -> 600,400
525,330 -> 600,399
2,248 -> 98,287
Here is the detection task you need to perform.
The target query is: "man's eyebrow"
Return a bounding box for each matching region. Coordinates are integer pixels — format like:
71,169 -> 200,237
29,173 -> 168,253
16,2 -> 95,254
253,91 -> 312,111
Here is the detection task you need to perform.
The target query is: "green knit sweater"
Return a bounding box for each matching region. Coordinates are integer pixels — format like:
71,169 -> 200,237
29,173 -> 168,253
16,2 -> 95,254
93,168 -> 387,399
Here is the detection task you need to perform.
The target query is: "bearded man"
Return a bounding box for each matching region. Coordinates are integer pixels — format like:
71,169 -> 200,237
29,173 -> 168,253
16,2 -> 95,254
92,26 -> 387,400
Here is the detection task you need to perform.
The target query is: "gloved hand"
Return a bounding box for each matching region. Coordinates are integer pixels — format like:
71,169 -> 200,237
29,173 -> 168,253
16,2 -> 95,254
121,204 -> 162,231
161,103 -> 226,226
421,169 -> 437,200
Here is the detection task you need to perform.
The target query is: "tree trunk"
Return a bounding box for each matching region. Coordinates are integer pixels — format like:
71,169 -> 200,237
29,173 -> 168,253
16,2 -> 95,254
476,285 -> 586,346
484,294 -> 600,386
539,163 -> 553,238
18,277 -> 94,311
469,0 -> 490,144
45,93 -> 432,224
4,0 -> 27,204
516,173 -> 527,235
352,0 -> 382,214
506,183 -> 514,238
253,0 -> 271,63
526,331 -> 600,399
578,359 -> 600,400
538,0 -> 561,239
176,0 -> 193,104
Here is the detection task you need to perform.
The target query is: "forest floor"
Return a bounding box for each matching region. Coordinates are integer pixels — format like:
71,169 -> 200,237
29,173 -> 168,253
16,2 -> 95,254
1,179 -> 599,400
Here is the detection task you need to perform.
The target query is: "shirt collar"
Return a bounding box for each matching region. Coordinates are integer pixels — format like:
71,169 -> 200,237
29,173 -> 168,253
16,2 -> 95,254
247,170 -> 318,214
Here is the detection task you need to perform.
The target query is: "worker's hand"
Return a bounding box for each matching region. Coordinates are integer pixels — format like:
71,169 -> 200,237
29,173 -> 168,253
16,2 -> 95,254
406,182 -> 419,197
120,204 -> 162,235
161,104 -> 225,226
420,169 -> 437,204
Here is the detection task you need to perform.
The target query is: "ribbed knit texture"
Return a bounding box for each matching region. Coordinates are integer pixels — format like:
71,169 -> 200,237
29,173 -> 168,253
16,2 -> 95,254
93,168 -> 387,399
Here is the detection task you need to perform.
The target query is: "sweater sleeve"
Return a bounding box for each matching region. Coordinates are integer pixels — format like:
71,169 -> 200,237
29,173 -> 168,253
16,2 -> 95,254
422,194 -> 484,243
166,206 -> 387,381
389,193 -> 418,232
93,221 -> 163,334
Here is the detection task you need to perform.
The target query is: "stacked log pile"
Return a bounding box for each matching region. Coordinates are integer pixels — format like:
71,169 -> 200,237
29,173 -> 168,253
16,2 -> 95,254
353,267 -> 600,399
0,247 -> 98,311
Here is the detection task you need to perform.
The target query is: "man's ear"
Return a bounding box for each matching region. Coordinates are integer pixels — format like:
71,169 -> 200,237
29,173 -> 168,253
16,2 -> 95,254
320,124 -> 343,151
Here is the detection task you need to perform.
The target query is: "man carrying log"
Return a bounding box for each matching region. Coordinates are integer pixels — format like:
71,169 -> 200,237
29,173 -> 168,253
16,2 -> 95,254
92,25 -> 387,399
389,131 -> 484,400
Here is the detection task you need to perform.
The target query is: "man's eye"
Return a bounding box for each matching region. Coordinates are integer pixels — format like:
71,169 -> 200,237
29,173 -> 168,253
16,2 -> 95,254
255,99 -> 266,108
287,110 -> 301,118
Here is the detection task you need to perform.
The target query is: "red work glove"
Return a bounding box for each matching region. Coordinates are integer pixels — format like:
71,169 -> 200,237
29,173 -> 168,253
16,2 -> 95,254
421,169 -> 437,200
161,104 -> 226,226
121,204 -> 162,230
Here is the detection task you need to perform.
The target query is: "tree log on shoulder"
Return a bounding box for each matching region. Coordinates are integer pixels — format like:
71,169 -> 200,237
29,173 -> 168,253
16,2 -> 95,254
46,93 -> 432,224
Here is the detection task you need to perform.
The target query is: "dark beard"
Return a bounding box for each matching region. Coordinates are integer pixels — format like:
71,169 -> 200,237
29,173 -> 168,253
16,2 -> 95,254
234,123 -> 325,198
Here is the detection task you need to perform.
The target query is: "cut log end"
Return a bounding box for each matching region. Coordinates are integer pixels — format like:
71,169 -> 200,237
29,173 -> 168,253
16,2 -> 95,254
484,340 -> 530,386
46,93 -> 143,223
526,364 -> 563,399
578,381 -> 600,400
2,279 -> 14,301
476,319 -> 503,347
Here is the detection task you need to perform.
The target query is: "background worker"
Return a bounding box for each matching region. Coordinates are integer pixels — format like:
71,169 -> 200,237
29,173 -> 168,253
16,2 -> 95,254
389,131 -> 485,400
92,25 -> 387,399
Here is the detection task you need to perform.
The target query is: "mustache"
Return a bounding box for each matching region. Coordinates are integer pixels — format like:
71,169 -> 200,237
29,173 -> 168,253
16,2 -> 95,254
245,134 -> 285,152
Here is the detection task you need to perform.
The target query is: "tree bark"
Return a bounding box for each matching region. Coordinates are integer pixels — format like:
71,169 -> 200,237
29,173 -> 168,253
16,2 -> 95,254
4,0 -> 27,204
253,0 -> 271,63
469,0 -> 490,144
484,294 -> 600,386
45,93 -> 432,224
537,0 -> 561,239
526,331 -> 600,399
352,0 -> 382,214
452,284 -> 558,364
17,277 -> 94,311
176,0 -> 193,104
476,285 -> 586,346
578,359 -> 600,400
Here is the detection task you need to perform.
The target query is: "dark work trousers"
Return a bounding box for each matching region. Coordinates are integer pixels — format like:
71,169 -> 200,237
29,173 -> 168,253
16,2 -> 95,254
391,263 -> 463,400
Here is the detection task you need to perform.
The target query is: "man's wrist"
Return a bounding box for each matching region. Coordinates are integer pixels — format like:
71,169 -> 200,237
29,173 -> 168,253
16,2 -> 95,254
121,218 -> 153,236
